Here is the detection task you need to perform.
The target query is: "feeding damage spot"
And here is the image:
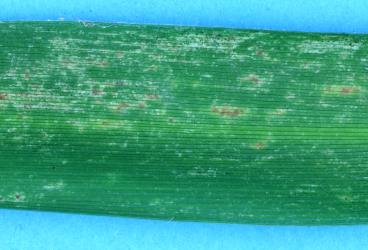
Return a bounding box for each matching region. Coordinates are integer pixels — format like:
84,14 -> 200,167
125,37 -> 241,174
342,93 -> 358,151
0,192 -> 26,202
239,74 -> 264,84
250,141 -> 266,150
211,105 -> 245,117
337,194 -> 355,202
341,87 -> 355,94
0,93 -> 7,100
97,60 -> 109,68
249,135 -> 272,150
269,108 -> 287,116
255,50 -> 264,56
145,94 -> 160,100
10,192 -> 25,202
138,101 -> 146,108
323,85 -> 361,96
92,89 -> 104,95
116,51 -> 124,59
115,102 -> 130,111
188,167 -> 217,178
43,181 -> 65,191
80,21 -> 96,28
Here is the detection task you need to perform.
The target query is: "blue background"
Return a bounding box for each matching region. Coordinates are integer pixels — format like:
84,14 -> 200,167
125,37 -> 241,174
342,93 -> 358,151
1,0 -> 368,249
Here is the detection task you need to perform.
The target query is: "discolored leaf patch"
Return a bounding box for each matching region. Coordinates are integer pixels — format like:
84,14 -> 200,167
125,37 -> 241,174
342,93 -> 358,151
211,105 -> 245,117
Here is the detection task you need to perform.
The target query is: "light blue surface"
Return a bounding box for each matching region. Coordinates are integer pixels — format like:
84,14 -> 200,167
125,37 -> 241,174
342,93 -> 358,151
1,0 -> 368,249
1,0 -> 368,33
1,209 -> 368,250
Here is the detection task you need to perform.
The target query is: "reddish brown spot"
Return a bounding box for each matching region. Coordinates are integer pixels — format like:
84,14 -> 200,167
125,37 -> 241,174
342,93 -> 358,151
212,106 -> 244,117
325,86 -> 359,95
145,94 -> 160,100
341,87 -> 354,94
0,93 -> 7,100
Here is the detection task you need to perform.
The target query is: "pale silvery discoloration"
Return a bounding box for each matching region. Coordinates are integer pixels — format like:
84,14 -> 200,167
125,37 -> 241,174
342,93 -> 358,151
298,40 -> 361,54
43,181 -> 65,191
